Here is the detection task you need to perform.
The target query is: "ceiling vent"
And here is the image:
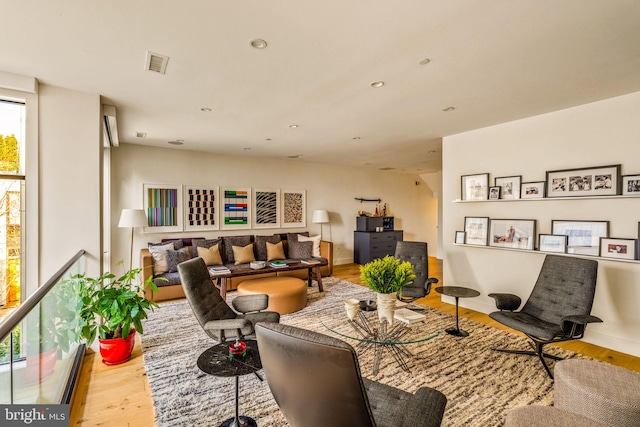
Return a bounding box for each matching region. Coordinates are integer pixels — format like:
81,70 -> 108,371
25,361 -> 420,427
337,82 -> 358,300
145,51 -> 169,74
102,104 -> 119,147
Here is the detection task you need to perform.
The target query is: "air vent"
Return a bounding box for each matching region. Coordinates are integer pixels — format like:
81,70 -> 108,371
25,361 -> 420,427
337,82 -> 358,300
145,51 -> 169,74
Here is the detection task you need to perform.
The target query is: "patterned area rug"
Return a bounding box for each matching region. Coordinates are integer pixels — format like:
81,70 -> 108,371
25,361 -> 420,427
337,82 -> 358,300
140,278 -> 585,427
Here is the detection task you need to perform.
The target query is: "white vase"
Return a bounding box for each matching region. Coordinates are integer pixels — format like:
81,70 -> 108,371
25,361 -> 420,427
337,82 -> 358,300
344,298 -> 361,321
376,292 -> 396,324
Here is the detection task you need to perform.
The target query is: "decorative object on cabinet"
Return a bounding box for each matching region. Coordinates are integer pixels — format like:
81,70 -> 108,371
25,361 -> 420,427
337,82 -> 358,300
521,181 -> 546,199
488,186 -> 501,200
551,220 -> 609,256
455,231 -> 466,244
221,187 -> 251,230
489,219 -> 536,250
143,183 -> 183,233
599,237 -> 638,260
622,174 -> 640,195
253,189 -> 280,229
546,164 -> 621,198
538,234 -> 568,253
353,230 -> 403,264
184,185 -> 219,231
281,189 -> 306,228
382,216 -> 394,230
464,217 -> 489,246
494,175 -> 522,200
461,173 -> 489,200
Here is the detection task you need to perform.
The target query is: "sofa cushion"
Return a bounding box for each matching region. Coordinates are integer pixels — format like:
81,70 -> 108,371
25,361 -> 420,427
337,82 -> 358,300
298,234 -> 321,257
198,244 -> 223,266
288,240 -> 313,259
286,232 -> 309,242
153,271 -> 181,288
233,243 -> 256,265
255,235 -> 282,261
149,242 -> 175,275
151,239 -> 184,250
222,235 -> 252,264
166,247 -> 191,273
266,241 -> 286,261
192,238 -> 222,258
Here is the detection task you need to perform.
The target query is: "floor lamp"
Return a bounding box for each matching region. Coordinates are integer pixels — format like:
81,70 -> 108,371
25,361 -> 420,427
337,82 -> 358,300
312,209 -> 330,240
118,209 -> 148,272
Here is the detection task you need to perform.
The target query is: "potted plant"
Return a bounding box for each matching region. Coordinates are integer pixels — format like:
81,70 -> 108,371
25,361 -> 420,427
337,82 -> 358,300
75,265 -> 159,365
360,255 -> 415,324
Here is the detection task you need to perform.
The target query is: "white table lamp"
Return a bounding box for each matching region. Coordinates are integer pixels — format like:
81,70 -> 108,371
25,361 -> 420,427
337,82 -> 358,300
312,209 -> 330,240
118,208 -> 148,271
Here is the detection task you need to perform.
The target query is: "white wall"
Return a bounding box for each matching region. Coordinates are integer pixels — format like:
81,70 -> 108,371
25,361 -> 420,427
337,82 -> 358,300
443,91 -> 640,357
110,143 -> 437,271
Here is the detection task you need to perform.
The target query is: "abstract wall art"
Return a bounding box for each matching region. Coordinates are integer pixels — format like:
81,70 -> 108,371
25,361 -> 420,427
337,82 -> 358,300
281,189 -> 306,228
253,189 -> 280,229
143,183 -> 183,233
221,187 -> 251,230
184,185 -> 219,231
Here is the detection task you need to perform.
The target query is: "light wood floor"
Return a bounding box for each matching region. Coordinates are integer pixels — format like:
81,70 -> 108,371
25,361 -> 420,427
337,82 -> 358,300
70,260 -> 640,426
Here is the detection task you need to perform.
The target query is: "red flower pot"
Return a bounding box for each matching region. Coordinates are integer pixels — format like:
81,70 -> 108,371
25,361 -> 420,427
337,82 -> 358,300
99,329 -> 136,366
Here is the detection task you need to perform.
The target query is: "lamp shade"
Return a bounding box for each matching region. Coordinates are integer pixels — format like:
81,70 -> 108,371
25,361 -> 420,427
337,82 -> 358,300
312,209 -> 330,224
118,209 -> 148,228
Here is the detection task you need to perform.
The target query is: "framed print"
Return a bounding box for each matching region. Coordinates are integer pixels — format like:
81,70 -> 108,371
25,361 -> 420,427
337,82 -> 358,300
183,185 -> 219,231
221,187 -> 251,230
461,173 -> 489,201
599,237 -> 638,260
489,219 -> 536,250
488,186 -> 501,200
551,220 -> 609,256
621,174 -> 640,196
464,217 -> 489,246
538,234 -> 568,253
143,183 -> 182,233
521,181 -> 546,199
253,188 -> 280,229
455,231 -> 466,244
494,175 -> 521,200
546,164 -> 621,198
281,189 -> 306,228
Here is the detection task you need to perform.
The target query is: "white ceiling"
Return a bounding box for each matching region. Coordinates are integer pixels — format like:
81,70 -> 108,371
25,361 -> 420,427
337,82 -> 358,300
2,1 -> 640,174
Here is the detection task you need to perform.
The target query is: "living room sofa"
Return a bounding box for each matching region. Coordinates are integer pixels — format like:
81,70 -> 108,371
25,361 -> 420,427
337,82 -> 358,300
141,232 -> 333,302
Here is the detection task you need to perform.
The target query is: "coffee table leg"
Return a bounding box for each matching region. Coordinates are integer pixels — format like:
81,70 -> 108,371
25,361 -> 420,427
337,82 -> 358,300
220,376 -> 257,427
445,296 -> 470,337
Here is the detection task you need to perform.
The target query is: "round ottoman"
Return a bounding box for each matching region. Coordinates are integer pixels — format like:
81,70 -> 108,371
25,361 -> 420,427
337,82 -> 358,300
554,359 -> 640,427
237,277 -> 307,314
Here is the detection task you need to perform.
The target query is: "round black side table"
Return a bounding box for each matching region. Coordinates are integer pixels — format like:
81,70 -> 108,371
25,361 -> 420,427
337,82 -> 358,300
434,286 -> 480,337
197,340 -> 262,427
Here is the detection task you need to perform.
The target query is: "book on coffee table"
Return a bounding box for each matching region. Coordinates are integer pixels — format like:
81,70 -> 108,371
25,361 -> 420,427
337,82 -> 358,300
394,308 -> 427,325
269,261 -> 288,268
300,259 -> 321,265
209,266 -> 231,275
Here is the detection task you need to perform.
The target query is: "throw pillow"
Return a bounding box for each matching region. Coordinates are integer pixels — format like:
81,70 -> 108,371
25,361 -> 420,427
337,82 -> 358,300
255,235 -> 282,261
232,243 -> 256,265
222,235 -> 252,264
149,239 -> 184,250
298,234 -> 321,257
192,238 -> 222,259
198,244 -> 223,266
288,240 -> 313,259
266,241 -> 286,261
148,242 -> 175,275
166,247 -> 191,273
286,232 -> 309,243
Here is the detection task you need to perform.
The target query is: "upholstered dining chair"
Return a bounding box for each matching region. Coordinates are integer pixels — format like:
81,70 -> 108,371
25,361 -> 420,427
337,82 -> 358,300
395,241 -> 439,302
488,254 -> 602,378
178,257 -> 280,342
255,322 -> 447,427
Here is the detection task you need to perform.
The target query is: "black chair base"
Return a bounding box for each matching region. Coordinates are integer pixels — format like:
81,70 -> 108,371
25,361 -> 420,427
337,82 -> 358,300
493,339 -> 564,379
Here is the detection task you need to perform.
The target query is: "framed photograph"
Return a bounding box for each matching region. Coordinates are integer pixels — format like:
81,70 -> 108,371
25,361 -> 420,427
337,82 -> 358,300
521,181 -> 546,199
143,183 -> 183,233
221,187 -> 251,230
461,173 -> 489,201
551,220 -> 609,256
464,216 -> 489,246
599,237 -> 638,260
455,231 -> 466,244
183,185 -> 219,231
546,164 -> 621,198
495,175 -> 522,200
621,174 -> 640,196
488,186 -> 501,200
253,189 -> 280,229
538,234 -> 568,253
281,189 -> 306,228
489,219 -> 536,250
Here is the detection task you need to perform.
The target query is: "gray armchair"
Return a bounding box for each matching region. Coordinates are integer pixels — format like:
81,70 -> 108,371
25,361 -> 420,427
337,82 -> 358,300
177,257 -> 280,342
395,241 -> 438,302
255,322 -> 447,427
489,255 -> 602,378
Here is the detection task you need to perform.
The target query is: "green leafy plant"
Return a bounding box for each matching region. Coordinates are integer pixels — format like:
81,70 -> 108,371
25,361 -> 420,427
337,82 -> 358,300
360,255 -> 415,295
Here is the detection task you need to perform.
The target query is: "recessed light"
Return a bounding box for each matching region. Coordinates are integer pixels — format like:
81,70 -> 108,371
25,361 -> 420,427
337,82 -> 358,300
200,107 -> 212,112
135,132 -> 147,139
288,124 -> 299,128
168,139 -> 184,145
419,58 -> 431,65
443,106 -> 455,112
250,39 -> 268,49
370,81 -> 384,88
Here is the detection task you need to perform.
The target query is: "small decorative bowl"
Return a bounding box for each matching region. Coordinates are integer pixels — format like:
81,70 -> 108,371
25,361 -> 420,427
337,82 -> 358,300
250,261 -> 266,270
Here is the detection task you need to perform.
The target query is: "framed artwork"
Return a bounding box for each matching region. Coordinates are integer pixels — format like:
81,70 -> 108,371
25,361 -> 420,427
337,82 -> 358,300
143,183 -> 182,233
521,181 -> 546,199
455,231 -> 466,244
599,237 -> 638,260
488,186 -> 501,200
253,189 -> 280,229
621,174 -> 640,196
494,175 -> 521,200
464,217 -> 489,246
489,219 -> 536,250
183,185 -> 219,231
538,234 -> 568,253
281,189 -> 306,228
221,187 -> 251,230
551,220 -> 609,256
546,164 -> 621,198
461,173 -> 489,201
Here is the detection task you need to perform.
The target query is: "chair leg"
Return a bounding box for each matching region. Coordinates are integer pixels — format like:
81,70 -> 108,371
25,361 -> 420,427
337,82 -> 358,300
493,339 -> 562,379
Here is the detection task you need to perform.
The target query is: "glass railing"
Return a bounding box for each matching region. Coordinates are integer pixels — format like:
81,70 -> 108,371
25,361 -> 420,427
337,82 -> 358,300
0,250 -> 86,404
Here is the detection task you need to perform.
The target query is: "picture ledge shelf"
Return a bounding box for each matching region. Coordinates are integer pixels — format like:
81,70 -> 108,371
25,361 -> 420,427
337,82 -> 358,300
453,194 -> 640,203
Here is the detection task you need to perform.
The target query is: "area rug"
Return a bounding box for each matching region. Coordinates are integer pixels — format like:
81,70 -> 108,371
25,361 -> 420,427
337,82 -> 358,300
140,278 -> 587,427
